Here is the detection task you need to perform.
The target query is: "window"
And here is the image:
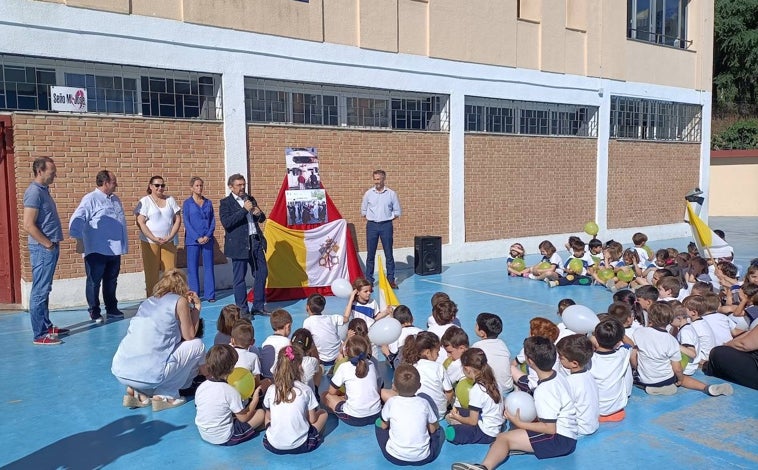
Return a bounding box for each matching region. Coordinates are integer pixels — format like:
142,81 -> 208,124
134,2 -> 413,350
141,74 -> 218,119
627,0 -> 689,48
64,73 -> 137,114
0,64 -> 55,111
610,96 -> 701,142
245,78 -> 448,131
465,97 -> 598,137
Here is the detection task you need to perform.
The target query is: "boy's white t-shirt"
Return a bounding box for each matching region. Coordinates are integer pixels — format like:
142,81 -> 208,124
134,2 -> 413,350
533,371 -> 578,439
330,360 -> 382,418
632,327 -> 680,384
194,380 -> 245,444
634,246 -> 651,264
263,381 -> 318,450
517,346 -> 563,390
301,355 -> 320,389
234,347 -> 261,376
676,323 -> 701,375
427,323 -> 455,364
467,383 -> 505,437
260,335 -> 291,378
565,370 -> 599,436
689,318 -> 716,360
382,395 -> 438,462
589,348 -> 632,416
702,313 -> 734,347
471,338 -> 514,394
446,358 -> 465,385
303,314 -> 344,362
389,326 -> 423,355
415,358 -> 453,416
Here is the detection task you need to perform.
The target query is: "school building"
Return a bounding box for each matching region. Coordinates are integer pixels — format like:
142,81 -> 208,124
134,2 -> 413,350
0,0 -> 713,308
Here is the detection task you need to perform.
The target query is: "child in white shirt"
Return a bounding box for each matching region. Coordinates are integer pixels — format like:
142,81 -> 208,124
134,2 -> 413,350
427,299 -> 459,365
194,345 -> 264,446
556,334 -> 599,436
471,312 -> 513,395
260,309 -> 292,380
302,293 -> 346,366
230,320 -> 261,384
590,318 -> 632,422
375,364 -> 444,466
382,305 -> 422,369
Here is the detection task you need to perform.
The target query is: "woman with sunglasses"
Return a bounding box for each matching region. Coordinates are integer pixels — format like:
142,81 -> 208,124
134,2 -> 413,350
136,175 -> 182,297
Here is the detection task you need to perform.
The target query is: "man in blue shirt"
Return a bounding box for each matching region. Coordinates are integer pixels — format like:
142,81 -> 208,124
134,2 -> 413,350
69,170 -> 129,323
361,169 -> 401,288
23,157 -> 65,345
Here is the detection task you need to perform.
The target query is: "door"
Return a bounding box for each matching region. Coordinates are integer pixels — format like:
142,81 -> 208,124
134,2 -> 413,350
0,115 -> 21,304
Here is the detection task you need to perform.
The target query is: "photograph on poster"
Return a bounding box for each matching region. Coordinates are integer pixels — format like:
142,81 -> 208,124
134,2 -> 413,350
285,189 -> 328,225
285,147 -> 320,190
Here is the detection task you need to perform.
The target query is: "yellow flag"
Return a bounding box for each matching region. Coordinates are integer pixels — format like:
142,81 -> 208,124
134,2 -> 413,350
686,202 -> 712,247
377,256 -> 399,311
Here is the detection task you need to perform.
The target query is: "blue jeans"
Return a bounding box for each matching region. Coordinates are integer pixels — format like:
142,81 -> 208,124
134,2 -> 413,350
84,253 -> 121,315
365,220 -> 395,283
232,236 -> 267,313
186,240 -> 216,300
29,243 -> 59,339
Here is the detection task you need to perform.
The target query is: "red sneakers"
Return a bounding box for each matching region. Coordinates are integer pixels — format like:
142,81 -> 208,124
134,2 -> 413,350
48,326 -> 70,336
33,334 -> 62,345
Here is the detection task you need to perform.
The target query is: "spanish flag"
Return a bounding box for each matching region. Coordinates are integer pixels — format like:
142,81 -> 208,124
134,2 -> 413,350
685,202 -> 732,259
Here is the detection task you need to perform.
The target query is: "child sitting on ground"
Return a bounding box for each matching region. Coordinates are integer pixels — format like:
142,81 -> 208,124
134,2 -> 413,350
548,237 -> 595,287
657,275 -> 683,302
262,344 -> 328,454
323,335 -> 382,426
630,302 -> 733,397
446,348 -> 505,445
632,232 -> 653,265
441,326 -> 470,386
374,364 -> 444,466
451,336 -> 579,470
511,317 -> 561,392
260,309 -> 293,380
701,293 -> 737,345
382,305 -> 422,369
528,240 -> 562,281
590,318 -> 632,422
682,295 -> 716,364
471,312 -> 514,395
506,243 -> 527,277
555,298 -> 577,340
427,292 -> 462,329
214,304 -> 241,346
606,301 -> 637,345
556,334 -> 599,436
344,277 -> 390,328
194,344 -> 264,446
302,293 -> 345,367
669,304 -> 701,375
635,284 -> 659,325
230,320 -> 261,384
291,328 -> 322,391
427,299 -> 459,364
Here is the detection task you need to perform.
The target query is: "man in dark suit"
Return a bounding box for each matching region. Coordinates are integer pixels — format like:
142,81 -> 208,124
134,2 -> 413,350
219,173 -> 268,317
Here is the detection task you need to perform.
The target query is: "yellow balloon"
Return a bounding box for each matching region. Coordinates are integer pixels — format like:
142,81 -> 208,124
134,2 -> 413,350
537,261 -> 552,270
617,268 -> 635,283
227,367 -> 255,399
598,268 -> 615,282
332,358 -> 348,394
511,258 -> 526,272
443,357 -> 454,369
583,221 -> 599,236
568,258 -> 584,274
455,378 -> 475,409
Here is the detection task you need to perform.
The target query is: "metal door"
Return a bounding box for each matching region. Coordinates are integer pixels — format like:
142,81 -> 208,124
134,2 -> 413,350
0,115 -> 21,304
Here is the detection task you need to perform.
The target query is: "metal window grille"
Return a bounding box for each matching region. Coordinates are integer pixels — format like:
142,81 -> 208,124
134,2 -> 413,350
245,78 -> 448,131
65,73 -> 138,114
610,95 -> 701,142
141,74 -> 219,119
0,63 -> 56,111
465,97 -> 598,137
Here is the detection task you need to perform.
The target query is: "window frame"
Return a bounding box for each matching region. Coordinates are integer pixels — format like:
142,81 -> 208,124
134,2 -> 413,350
627,0 -> 689,49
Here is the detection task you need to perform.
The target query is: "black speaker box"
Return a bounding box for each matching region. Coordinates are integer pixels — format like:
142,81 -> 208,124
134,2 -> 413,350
414,236 -> 442,275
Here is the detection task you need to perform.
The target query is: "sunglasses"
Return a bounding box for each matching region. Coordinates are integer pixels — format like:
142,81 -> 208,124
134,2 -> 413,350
152,183 -> 166,188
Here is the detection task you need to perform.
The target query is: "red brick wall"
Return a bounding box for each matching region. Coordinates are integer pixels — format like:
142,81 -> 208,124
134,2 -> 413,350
607,140 -> 700,228
247,126 -> 450,252
464,135 -> 597,241
13,113 -> 225,281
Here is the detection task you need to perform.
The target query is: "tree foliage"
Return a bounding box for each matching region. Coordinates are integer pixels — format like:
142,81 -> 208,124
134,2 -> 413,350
713,0 -> 758,107
711,120 -> 758,150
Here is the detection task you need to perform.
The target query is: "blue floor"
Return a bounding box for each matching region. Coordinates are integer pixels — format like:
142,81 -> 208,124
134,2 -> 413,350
1,217 -> 757,469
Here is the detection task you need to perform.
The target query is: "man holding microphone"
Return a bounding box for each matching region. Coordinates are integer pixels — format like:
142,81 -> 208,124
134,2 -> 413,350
219,173 -> 268,317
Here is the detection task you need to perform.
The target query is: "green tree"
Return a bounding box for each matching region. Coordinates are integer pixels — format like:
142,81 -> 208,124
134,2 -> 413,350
713,0 -> 758,107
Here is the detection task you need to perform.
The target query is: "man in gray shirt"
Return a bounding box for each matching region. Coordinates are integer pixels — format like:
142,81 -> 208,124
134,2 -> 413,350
361,169 -> 401,288
70,170 -> 129,323
23,157 -> 65,345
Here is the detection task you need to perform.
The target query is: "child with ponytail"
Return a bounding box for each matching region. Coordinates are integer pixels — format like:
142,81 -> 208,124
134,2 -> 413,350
393,331 -> 453,418
445,348 -> 504,445
262,344 -> 327,454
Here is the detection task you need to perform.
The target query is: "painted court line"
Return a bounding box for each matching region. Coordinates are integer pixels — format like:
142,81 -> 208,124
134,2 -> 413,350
419,279 -> 554,307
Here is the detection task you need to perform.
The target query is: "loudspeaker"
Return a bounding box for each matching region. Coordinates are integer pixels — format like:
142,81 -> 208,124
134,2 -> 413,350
415,236 -> 442,275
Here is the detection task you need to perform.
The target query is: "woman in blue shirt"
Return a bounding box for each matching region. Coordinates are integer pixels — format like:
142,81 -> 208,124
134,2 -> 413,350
183,177 -> 216,301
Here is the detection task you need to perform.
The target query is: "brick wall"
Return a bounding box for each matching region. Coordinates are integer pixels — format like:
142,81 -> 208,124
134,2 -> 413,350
607,140 -> 700,228
247,126 -> 450,252
464,135 -> 597,241
13,113 -> 225,282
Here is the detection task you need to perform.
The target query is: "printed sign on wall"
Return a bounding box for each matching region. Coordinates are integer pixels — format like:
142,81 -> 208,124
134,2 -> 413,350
50,86 -> 88,112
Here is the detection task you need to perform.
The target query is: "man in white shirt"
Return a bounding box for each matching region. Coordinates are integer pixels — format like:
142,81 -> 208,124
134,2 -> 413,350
361,170 -> 401,288
69,170 -> 128,323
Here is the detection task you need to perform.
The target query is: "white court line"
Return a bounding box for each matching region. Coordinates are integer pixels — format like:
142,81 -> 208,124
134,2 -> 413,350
419,279 -> 554,307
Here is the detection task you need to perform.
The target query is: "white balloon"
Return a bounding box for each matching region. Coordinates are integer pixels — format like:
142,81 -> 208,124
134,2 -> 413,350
505,390 -> 537,423
337,322 -> 349,341
562,304 -> 599,334
331,278 -> 353,298
368,317 -> 402,345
